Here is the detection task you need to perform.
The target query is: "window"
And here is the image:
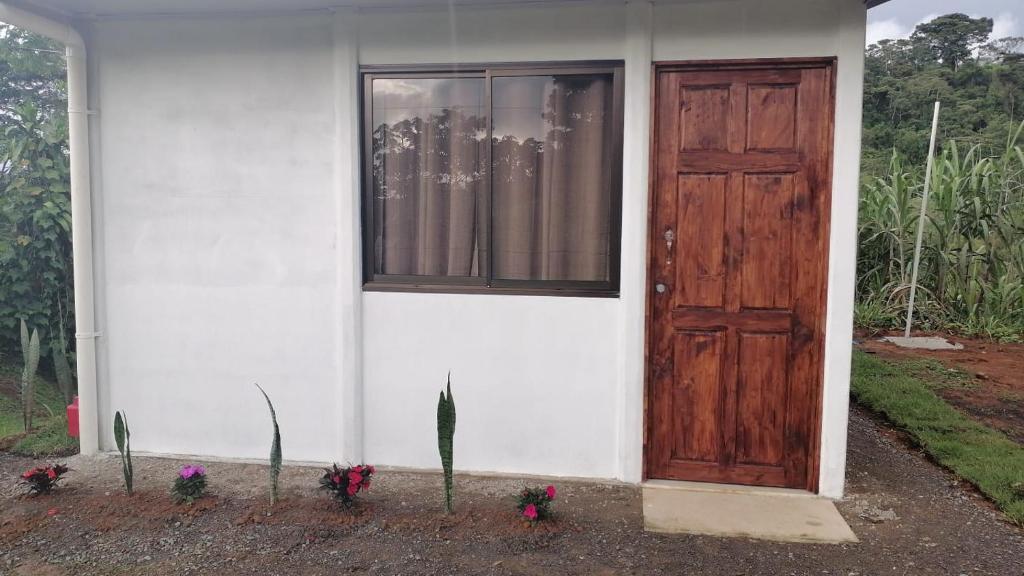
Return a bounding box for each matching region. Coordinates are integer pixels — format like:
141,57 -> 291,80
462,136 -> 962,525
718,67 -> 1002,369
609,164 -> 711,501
362,63 -> 623,296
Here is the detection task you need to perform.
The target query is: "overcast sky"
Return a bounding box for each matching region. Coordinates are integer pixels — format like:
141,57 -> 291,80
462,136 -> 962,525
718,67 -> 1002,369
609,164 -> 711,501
867,0 -> 1022,46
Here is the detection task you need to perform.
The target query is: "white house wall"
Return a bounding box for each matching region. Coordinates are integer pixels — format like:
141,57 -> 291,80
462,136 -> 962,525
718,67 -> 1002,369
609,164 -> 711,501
87,0 -> 865,495
94,15 -> 340,462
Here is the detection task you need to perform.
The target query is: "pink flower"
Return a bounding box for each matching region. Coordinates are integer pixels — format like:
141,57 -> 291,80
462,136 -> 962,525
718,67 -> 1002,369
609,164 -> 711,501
332,475 -> 342,485
546,485 -> 556,500
352,465 -> 364,474
46,469 -> 57,480
348,471 -> 363,486
523,504 -> 538,520
346,483 -> 359,497
195,466 -> 206,476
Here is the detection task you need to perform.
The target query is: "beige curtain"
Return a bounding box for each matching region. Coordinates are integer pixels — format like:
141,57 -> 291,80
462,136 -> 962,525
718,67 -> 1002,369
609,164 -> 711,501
492,75 -> 613,282
373,74 -> 612,282
374,79 -> 484,277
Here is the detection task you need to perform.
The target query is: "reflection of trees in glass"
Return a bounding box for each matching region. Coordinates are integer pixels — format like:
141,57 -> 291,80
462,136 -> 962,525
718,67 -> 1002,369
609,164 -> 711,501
371,108 -> 487,202
370,75 -> 612,281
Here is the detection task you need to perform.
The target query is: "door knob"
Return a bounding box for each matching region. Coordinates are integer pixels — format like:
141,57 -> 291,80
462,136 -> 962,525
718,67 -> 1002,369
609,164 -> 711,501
655,283 -> 667,294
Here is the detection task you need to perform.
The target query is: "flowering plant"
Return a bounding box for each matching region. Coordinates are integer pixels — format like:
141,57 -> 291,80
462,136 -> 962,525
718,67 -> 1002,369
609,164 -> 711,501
172,464 -> 207,504
319,463 -> 374,506
21,464 -> 69,495
517,485 -> 556,522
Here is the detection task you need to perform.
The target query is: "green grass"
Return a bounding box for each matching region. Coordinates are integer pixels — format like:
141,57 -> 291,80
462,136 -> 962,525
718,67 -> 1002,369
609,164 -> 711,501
10,415 -> 78,457
852,350 -> 1024,525
0,360 -> 78,457
898,358 -> 974,390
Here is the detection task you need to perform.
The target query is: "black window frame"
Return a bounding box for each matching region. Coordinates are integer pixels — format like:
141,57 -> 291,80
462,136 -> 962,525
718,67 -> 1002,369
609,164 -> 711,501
360,61 -> 625,298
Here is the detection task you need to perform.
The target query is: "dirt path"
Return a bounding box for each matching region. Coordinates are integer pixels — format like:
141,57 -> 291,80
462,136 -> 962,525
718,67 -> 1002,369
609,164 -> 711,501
858,334 -> 1024,443
1,408 -> 1022,575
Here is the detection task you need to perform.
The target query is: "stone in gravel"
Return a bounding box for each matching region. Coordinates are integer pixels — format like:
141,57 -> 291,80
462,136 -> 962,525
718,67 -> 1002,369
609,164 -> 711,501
859,506 -> 897,523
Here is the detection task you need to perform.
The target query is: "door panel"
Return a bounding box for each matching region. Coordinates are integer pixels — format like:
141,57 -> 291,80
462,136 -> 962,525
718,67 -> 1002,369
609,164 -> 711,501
674,174 -> 727,308
671,330 -> 724,463
736,332 -> 788,467
647,61 -> 833,491
741,173 -> 794,309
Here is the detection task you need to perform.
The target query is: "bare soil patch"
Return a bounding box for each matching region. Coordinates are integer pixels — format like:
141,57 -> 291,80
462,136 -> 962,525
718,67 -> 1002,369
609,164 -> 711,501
1,409 -> 1022,575
858,333 -> 1024,442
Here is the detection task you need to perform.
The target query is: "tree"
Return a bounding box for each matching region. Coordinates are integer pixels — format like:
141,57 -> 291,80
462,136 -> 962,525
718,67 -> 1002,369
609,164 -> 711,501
911,13 -> 993,71
862,14 -> 1023,179
0,25 -> 72,359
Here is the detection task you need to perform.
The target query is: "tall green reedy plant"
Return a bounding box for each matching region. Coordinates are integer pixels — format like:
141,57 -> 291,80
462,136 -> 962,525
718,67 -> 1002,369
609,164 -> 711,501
437,375 -> 456,514
113,411 -> 133,495
51,311 -> 74,404
856,122 -> 1024,339
19,319 -> 40,431
255,384 -> 282,507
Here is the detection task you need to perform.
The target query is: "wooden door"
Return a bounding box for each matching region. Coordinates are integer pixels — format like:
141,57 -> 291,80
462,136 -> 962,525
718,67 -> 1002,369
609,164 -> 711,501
646,60 -> 834,491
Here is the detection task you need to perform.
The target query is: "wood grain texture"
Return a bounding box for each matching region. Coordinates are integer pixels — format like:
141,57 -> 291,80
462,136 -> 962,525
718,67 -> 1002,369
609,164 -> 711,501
646,60 -> 834,491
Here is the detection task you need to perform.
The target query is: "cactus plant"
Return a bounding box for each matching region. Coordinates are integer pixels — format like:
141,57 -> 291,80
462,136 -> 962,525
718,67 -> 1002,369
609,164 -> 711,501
19,319 -> 40,432
437,375 -> 456,514
256,383 -> 282,507
113,411 -> 133,495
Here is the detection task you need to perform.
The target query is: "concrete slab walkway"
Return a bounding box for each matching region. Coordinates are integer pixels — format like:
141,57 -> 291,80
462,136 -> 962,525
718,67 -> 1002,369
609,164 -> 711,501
642,480 -> 858,543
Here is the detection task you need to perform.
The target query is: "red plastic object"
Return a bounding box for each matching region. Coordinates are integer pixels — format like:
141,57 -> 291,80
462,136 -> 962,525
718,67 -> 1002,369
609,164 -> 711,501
67,396 -> 79,438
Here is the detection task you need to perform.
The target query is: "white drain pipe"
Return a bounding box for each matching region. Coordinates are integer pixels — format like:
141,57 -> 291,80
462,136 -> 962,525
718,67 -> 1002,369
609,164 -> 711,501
0,3 -> 98,455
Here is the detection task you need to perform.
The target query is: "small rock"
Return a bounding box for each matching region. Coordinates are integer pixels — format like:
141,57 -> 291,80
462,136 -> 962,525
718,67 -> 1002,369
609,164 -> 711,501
859,506 -> 897,523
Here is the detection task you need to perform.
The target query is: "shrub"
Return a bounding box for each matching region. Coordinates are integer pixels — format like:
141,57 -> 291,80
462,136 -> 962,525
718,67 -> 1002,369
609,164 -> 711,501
517,485 -> 556,522
172,464 -> 207,505
21,464 -> 68,495
319,463 -> 374,506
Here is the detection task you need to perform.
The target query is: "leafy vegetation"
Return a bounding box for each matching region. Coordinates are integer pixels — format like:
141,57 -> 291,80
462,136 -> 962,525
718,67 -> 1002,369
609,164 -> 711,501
858,14 -> 1024,338
0,25 -> 75,382
851,351 -> 1024,524
0,359 -> 77,456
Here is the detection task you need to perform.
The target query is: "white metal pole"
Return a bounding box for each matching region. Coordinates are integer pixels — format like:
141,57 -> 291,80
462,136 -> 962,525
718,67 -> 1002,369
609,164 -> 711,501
904,101 -> 941,338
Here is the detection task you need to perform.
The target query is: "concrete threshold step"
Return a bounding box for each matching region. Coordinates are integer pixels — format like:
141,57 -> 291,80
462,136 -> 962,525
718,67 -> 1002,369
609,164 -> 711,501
642,479 -> 858,544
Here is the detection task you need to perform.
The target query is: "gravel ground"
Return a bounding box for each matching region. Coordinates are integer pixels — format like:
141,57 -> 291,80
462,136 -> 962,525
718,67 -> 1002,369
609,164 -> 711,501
1,407 -> 1022,575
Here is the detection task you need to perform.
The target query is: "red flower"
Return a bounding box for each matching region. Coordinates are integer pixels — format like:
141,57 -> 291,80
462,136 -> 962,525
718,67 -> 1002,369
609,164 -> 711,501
352,465 -> 364,474
523,504 -> 538,520
362,479 -> 371,491
22,470 -> 33,479
346,483 -> 359,497
332,475 -> 342,485
367,465 -> 376,475
546,485 -> 556,500
348,471 -> 363,486
46,469 -> 57,480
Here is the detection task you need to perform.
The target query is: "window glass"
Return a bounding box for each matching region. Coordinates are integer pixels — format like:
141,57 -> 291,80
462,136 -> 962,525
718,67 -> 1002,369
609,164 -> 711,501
364,65 -> 622,294
491,74 -> 615,282
370,77 -> 486,277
